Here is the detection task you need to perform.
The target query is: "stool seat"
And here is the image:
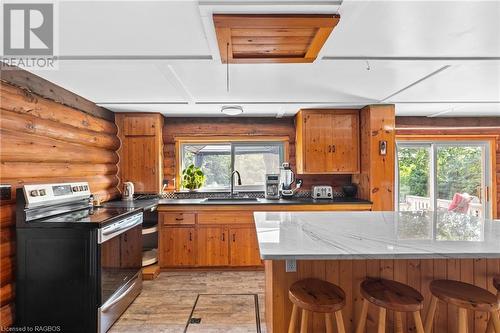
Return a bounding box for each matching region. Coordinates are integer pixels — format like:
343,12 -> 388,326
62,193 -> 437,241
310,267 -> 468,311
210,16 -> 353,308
494,276 -> 500,291
360,277 -> 424,312
289,278 -> 346,313
430,279 -> 499,312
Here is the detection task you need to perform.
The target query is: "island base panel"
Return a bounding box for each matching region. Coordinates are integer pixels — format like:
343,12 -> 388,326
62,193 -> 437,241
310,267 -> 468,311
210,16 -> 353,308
264,259 -> 500,333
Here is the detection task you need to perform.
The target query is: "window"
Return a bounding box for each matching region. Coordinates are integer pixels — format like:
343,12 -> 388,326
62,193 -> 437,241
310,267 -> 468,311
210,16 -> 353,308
181,141 -> 284,191
396,140 -> 492,218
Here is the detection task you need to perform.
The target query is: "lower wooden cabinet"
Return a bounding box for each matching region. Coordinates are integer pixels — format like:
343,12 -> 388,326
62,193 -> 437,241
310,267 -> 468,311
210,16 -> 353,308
160,227 -> 195,267
197,226 -> 229,266
229,227 -> 262,266
159,210 -> 262,268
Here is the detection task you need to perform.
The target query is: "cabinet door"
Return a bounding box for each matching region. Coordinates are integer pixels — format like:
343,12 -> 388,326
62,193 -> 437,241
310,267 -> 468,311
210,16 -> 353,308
123,116 -> 157,136
197,227 -> 229,266
121,136 -> 159,193
330,112 -> 359,173
303,113 -> 335,173
160,227 -> 195,267
229,227 -> 262,266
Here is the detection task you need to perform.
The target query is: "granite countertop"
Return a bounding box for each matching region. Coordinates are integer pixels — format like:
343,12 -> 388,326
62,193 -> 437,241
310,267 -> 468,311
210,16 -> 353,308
254,211 -> 500,260
156,197 -> 371,205
102,198 -> 159,211
102,197 -> 371,211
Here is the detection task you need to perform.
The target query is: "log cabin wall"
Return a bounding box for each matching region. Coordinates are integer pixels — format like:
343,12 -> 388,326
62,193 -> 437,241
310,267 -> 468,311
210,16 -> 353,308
162,117 -> 351,191
0,76 -> 120,327
395,116 -> 500,219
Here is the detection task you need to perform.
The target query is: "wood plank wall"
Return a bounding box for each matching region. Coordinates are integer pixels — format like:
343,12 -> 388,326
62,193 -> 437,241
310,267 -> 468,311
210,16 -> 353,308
0,79 -> 120,327
162,117 -> 351,191
395,116 -> 500,218
266,258 -> 500,333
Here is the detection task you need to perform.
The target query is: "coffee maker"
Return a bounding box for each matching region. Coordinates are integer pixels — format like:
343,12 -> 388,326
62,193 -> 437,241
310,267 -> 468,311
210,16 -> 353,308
279,162 -> 302,198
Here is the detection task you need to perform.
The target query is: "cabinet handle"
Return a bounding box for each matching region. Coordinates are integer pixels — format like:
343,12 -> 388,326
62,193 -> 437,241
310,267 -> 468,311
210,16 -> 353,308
331,145 -> 336,153
328,145 -> 331,153
232,234 -> 236,242
189,232 -> 192,241
152,167 -> 155,175
175,217 -> 184,221
222,233 -> 225,241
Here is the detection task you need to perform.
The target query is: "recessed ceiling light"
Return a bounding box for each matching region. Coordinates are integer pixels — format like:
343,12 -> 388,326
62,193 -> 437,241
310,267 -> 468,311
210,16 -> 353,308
221,105 -> 243,116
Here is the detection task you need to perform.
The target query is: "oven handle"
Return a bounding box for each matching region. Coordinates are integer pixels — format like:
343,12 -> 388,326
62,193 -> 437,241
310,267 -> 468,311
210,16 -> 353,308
98,213 -> 143,243
101,276 -> 140,313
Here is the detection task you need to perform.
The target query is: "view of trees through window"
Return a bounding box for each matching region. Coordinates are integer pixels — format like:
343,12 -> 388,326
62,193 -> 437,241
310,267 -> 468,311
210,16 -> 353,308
182,142 -> 283,191
398,143 -> 487,217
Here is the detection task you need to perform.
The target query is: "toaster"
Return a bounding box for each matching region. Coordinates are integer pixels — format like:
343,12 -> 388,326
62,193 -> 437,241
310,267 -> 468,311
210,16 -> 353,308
312,186 -> 333,199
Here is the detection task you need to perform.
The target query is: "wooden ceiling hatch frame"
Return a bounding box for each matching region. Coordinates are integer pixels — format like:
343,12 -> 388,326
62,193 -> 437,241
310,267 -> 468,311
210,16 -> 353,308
213,14 -> 340,63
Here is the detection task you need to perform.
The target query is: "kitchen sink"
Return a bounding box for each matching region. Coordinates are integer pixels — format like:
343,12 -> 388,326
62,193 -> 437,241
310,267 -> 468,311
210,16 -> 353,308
203,197 -> 260,202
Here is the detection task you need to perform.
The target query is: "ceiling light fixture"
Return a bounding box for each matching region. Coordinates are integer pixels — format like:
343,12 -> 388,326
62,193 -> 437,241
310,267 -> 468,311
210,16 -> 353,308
221,105 -> 243,116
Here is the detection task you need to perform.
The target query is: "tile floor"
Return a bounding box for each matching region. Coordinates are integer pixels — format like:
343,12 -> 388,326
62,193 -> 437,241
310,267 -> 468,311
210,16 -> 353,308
110,271 -> 266,333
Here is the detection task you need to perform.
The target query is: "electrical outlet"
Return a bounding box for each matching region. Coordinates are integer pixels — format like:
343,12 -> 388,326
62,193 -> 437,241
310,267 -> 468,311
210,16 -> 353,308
285,259 -> 296,272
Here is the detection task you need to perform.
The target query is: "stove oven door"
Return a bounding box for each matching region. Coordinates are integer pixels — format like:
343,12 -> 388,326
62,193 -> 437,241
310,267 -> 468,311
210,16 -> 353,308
98,212 -> 143,333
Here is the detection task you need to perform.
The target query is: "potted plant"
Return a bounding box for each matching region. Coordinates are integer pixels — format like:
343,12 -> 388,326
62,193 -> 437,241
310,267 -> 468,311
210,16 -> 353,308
181,164 -> 206,191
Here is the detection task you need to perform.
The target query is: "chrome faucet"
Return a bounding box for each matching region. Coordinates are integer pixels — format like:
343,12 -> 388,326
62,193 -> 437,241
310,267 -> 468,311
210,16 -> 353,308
230,170 -> 242,197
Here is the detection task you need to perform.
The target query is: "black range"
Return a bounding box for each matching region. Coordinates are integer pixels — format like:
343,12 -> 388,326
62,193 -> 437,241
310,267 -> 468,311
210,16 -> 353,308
16,182 -> 143,333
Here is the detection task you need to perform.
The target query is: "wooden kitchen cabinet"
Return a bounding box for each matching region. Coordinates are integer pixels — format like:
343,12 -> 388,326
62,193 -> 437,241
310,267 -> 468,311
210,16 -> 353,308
197,226 -> 229,266
115,113 -> 163,193
295,109 -> 359,174
229,227 -> 262,266
160,227 -> 195,267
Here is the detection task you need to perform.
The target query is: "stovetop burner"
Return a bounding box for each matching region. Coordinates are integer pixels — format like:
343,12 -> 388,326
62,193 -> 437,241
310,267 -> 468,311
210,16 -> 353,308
36,206 -> 137,225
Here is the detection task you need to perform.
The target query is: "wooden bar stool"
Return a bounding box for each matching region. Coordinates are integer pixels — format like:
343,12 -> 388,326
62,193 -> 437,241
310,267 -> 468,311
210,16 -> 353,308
355,277 -> 425,333
425,279 -> 500,333
486,276 -> 500,333
288,278 -> 346,333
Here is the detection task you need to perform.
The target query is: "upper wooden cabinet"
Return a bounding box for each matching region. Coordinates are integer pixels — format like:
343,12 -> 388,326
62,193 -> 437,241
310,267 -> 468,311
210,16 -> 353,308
115,113 -> 163,193
295,109 -> 360,174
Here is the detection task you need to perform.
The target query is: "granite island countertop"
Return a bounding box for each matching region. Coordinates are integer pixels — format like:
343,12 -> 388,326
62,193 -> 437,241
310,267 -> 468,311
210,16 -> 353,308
254,211 -> 500,260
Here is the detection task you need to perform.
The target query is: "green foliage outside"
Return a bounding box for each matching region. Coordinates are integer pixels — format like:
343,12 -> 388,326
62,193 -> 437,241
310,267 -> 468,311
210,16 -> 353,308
398,146 -> 482,202
181,164 -> 206,190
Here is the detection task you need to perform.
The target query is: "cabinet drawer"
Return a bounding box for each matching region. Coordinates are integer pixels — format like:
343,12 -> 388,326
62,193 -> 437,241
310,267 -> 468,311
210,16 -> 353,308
160,212 -> 196,225
198,211 -> 254,225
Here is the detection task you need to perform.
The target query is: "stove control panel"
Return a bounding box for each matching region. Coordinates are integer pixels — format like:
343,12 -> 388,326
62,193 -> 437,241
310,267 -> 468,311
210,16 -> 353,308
23,182 -> 91,208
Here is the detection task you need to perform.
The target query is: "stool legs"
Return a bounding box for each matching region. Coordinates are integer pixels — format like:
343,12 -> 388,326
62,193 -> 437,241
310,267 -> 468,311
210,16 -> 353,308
377,307 -> 386,333
334,310 -> 346,333
288,304 -> 299,333
325,313 -> 334,333
413,311 -> 425,333
288,305 -> 346,333
458,308 -> 468,333
355,299 -> 369,333
424,295 -> 439,333
355,299 -> 425,333
395,312 -> 403,333
300,310 -> 309,333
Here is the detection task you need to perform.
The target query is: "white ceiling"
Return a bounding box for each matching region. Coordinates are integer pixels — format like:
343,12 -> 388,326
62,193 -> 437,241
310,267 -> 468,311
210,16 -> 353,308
3,0 -> 499,117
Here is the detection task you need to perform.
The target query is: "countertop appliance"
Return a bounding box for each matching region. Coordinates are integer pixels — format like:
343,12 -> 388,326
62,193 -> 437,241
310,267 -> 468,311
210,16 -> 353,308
265,174 -> 280,199
312,186 -> 333,199
16,182 -> 143,333
279,162 -> 302,197
122,181 -> 134,201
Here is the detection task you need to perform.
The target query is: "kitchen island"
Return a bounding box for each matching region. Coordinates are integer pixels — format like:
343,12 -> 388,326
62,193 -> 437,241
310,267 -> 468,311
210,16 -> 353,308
254,211 -> 500,333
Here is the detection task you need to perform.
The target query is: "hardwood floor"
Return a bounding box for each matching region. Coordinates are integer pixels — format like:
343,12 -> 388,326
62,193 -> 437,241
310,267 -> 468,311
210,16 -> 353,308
110,271 -> 265,332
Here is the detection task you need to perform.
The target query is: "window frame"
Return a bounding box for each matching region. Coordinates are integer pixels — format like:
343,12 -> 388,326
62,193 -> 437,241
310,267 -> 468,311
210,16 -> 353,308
395,135 -> 495,219
176,136 -> 288,192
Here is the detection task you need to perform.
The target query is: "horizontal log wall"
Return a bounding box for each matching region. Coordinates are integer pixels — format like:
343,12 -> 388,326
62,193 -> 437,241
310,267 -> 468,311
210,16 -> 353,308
163,117 -> 351,191
395,116 -> 500,219
0,80 -> 119,327
266,258 -> 500,333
